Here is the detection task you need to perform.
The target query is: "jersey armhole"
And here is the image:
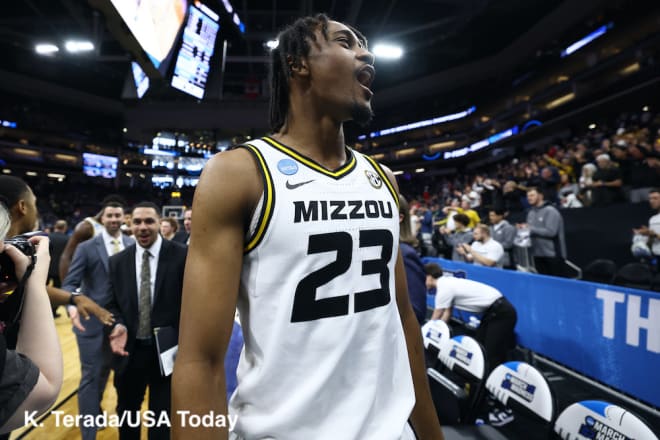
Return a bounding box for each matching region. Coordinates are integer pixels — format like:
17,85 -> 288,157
362,154 -> 400,209
238,144 -> 276,254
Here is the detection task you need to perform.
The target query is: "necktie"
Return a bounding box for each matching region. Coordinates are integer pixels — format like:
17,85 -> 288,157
111,239 -> 121,255
137,250 -> 152,339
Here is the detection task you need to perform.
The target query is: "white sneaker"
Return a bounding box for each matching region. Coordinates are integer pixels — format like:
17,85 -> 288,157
488,408 -> 515,427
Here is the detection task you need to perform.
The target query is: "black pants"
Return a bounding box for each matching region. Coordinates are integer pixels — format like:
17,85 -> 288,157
475,297 -> 517,373
114,340 -> 171,440
534,256 -> 565,277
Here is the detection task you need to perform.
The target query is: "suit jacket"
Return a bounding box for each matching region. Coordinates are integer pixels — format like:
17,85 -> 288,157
47,231 -> 68,279
107,239 -> 187,366
62,233 -> 134,336
171,230 -> 189,245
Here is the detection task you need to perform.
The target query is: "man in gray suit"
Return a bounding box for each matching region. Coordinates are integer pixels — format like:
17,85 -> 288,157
62,202 -> 134,440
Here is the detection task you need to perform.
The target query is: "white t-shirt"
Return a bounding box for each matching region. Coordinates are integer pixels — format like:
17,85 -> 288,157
471,238 -> 504,267
434,276 -> 502,313
650,213 -> 660,256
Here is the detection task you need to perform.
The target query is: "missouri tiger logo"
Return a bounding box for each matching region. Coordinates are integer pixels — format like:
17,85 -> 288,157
365,170 -> 382,189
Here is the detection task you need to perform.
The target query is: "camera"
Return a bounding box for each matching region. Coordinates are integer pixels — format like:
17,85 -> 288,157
0,235 -> 36,327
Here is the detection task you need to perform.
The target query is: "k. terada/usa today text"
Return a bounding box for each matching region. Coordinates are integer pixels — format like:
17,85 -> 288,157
25,410 -> 239,430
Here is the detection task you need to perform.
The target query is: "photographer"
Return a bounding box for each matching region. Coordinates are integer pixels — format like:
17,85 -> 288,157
0,176 -> 114,330
0,202 -> 63,433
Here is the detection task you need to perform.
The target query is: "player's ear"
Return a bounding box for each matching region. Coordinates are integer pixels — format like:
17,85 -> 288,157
288,55 -> 310,77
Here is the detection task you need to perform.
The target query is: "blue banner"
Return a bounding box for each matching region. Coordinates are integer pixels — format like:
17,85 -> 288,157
423,258 -> 660,408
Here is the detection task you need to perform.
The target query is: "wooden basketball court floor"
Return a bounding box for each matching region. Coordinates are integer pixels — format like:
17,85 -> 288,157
10,310 -> 149,440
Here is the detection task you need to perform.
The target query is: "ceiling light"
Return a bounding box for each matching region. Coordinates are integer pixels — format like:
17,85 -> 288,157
14,148 -> 40,157
545,93 -> 575,110
65,40 -> 94,53
266,39 -> 279,50
373,44 -> 403,60
122,128 -> 128,133
428,141 -> 456,152
54,153 -> 78,162
35,43 -> 59,55
415,168 -> 425,173
643,106 -> 649,112
589,123 -> 596,129
392,170 -> 404,176
620,63 -> 640,76
395,148 -> 417,158
25,171 -> 38,177
2,169 -> 11,174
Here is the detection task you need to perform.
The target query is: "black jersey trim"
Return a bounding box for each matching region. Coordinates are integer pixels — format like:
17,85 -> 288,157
240,144 -> 275,253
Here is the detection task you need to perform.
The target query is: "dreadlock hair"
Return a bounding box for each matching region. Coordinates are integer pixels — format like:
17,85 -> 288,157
268,13 -> 368,133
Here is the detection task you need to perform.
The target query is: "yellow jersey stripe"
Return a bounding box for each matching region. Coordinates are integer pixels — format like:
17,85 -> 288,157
243,144 -> 275,253
262,136 -> 357,179
363,155 -> 399,209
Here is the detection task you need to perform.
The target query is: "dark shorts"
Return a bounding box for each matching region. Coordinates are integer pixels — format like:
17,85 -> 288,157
0,350 -> 40,426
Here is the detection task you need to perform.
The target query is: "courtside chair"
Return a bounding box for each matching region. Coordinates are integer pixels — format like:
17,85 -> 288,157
554,400 -> 659,440
428,335 -> 489,426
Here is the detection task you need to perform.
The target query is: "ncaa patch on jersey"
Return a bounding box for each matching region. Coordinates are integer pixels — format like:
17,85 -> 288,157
277,158 -> 299,175
365,170 -> 382,189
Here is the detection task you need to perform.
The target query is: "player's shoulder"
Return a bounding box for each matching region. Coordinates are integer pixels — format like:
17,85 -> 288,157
198,147 -> 262,189
195,146 -> 263,216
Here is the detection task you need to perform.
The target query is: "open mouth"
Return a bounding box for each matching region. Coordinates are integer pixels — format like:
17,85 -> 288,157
357,65 -> 375,94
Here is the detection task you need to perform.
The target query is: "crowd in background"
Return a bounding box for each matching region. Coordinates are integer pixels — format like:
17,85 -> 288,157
400,110 -> 660,271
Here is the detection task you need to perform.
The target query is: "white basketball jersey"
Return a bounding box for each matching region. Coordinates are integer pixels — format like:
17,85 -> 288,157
229,137 -> 415,440
83,216 -> 104,237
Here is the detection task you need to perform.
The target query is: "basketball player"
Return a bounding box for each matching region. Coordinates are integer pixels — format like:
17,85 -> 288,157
173,14 -> 443,440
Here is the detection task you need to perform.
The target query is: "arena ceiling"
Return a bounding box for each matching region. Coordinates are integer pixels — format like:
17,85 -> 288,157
0,0 -> 649,137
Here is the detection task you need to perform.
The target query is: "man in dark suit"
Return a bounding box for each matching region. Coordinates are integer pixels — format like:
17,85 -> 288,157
48,219 -> 69,317
107,202 -> 187,440
62,203 -> 133,440
172,208 -> 191,245
48,219 -> 68,288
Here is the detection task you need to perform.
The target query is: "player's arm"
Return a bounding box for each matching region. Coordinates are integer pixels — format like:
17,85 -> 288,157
58,221 -> 93,281
172,148 -> 261,440
382,167 -> 444,440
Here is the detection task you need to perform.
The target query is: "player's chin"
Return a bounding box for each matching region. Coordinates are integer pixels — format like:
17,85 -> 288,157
350,102 -> 374,127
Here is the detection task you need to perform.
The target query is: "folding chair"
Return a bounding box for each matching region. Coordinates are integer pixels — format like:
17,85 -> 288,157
554,400 -> 658,440
421,319 -> 451,368
427,335 -> 488,426
437,358 -> 557,440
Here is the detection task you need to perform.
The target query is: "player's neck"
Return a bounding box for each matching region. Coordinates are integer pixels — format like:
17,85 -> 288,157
274,115 -> 348,170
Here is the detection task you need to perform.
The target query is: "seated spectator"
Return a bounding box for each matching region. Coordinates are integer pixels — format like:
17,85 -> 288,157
489,208 -> 516,268
632,188 -> 660,259
440,213 -> 473,262
458,224 -> 505,268
0,202 -> 63,433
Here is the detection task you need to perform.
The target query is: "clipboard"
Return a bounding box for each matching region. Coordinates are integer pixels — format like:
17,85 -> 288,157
154,326 -> 178,376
